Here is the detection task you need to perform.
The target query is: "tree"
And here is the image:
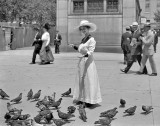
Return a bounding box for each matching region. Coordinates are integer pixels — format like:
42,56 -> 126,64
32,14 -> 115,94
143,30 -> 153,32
154,10 -> 160,22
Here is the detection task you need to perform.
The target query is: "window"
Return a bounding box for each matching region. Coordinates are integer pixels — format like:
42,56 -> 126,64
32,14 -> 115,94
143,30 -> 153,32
73,0 -> 84,13
87,0 -> 103,12
145,0 -> 150,12
106,0 -> 119,12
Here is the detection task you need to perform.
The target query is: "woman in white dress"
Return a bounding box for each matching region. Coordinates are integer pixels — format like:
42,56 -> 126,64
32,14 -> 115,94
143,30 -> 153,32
40,23 -> 54,64
69,20 -> 102,107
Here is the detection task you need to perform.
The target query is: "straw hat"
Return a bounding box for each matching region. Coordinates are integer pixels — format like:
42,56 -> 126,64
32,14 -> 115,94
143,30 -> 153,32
76,20 -> 97,32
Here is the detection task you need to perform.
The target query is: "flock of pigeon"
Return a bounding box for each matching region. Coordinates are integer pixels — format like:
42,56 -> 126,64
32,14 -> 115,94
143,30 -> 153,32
0,88 -> 154,126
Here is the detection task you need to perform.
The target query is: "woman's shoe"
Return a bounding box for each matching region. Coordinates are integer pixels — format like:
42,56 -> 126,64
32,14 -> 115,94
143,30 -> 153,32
84,103 -> 93,108
75,101 -> 83,105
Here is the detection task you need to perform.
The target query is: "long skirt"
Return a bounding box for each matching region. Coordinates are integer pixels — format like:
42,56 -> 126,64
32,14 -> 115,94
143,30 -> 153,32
73,55 -> 102,104
40,44 -> 54,62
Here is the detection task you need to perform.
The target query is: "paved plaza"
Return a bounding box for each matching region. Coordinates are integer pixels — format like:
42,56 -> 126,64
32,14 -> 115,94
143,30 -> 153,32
0,45 -> 160,126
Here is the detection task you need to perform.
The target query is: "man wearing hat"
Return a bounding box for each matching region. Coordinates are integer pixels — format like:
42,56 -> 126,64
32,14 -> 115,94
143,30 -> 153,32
137,23 -> 157,76
54,30 -> 62,54
121,22 -> 148,74
121,26 -> 132,64
30,27 -> 43,64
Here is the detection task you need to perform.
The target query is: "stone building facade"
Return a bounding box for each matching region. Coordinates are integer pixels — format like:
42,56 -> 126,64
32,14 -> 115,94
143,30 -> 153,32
56,0 -> 141,52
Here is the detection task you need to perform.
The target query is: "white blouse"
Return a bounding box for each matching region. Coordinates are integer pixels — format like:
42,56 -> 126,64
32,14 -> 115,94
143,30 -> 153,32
41,32 -> 50,46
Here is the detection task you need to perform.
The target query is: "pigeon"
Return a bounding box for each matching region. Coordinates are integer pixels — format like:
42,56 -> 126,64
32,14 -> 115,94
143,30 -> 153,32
11,109 -> 23,120
19,114 -> 30,120
34,114 -> 43,124
142,105 -> 153,114
100,107 -> 117,115
48,96 -> 54,102
78,104 -> 87,122
0,89 -> 9,99
27,89 -> 33,100
38,104 -> 48,111
61,88 -> 71,97
7,119 -> 31,126
57,109 -> 75,120
7,102 -> 19,113
48,98 -> 62,109
39,109 -> 52,116
120,99 -> 126,107
67,106 -> 76,114
44,112 -> 54,123
52,118 -> 67,126
32,90 -> 41,101
124,106 -> 137,115
100,110 -> 118,118
31,119 -> 43,126
10,93 -> 22,103
52,92 -> 56,101
4,112 -> 12,121
94,117 -> 113,126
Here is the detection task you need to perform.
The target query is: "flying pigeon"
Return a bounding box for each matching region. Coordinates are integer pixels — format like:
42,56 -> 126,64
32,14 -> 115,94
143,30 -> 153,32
124,106 -> 137,115
61,88 -> 71,97
78,104 -> 87,122
0,89 -> 9,99
10,93 -> 22,103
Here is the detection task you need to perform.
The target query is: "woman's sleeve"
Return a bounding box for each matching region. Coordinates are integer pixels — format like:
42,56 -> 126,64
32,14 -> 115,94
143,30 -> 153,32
87,38 -> 96,55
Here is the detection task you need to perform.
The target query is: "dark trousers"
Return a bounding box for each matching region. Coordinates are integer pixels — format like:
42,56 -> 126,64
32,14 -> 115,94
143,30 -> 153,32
55,44 -> 60,53
124,55 -> 148,74
32,44 -> 41,63
123,50 -> 130,64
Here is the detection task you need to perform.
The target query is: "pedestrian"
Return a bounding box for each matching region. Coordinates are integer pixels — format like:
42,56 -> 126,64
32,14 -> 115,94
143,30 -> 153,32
137,23 -> 157,76
30,26 -> 43,64
39,23 -> 54,65
69,20 -> 102,107
152,29 -> 158,53
121,26 -> 132,64
54,30 -> 62,54
120,22 -> 148,74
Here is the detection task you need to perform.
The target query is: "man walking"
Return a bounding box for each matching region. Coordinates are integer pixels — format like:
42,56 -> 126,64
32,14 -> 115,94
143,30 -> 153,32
137,23 -> 157,76
30,27 -> 43,64
120,22 -> 148,74
121,26 -> 132,64
54,30 -> 62,54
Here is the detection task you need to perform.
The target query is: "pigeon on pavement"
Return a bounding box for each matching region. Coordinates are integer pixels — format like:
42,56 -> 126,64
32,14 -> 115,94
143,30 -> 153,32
32,90 -> 41,101
61,88 -> 71,97
11,109 -> 23,120
52,117 -> 67,126
78,104 -> 87,122
124,106 -> 137,115
48,98 -> 62,109
67,106 -> 76,114
10,93 -> 22,103
31,119 -> 43,126
57,109 -> 75,120
44,112 -> 54,123
120,99 -> 126,107
94,117 -> 113,126
19,114 -> 31,120
100,110 -> 118,118
142,105 -> 153,114
39,109 -> 52,116
7,102 -> 19,113
0,89 -> 9,99
100,107 -> 117,115
27,89 -> 33,100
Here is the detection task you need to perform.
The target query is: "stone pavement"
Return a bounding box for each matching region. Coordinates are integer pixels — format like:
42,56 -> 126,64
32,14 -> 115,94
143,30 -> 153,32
0,45 -> 160,126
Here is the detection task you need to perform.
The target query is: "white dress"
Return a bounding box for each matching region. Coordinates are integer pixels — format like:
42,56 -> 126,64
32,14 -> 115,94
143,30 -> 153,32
73,37 -> 102,104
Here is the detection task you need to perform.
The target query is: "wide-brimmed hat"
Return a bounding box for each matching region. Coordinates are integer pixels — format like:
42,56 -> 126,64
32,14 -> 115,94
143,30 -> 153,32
76,20 -> 97,32
132,22 -> 138,26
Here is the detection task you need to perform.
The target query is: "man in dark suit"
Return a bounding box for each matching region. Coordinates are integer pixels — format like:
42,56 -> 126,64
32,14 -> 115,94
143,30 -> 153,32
30,27 -> 43,64
121,26 -> 132,64
121,22 -> 148,74
54,30 -> 62,54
